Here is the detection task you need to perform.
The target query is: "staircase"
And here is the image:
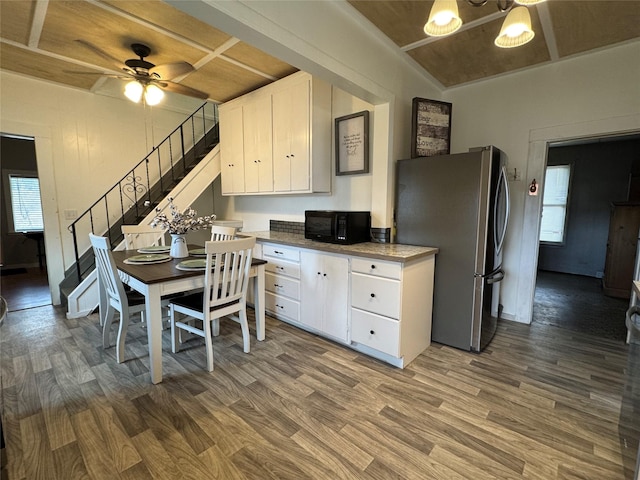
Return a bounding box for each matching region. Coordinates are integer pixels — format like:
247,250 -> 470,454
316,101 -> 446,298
62,102 -> 221,317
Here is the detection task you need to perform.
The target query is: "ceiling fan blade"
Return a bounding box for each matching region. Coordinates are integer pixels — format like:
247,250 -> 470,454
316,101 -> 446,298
75,39 -> 127,71
160,81 -> 209,100
150,61 -> 195,81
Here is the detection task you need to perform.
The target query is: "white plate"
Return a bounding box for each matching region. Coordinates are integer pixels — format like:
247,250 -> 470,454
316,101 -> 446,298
176,259 -> 207,271
124,253 -> 172,265
137,245 -> 171,254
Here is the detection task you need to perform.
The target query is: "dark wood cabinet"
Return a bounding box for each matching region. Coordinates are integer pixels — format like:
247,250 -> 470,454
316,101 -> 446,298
603,202 -> 640,298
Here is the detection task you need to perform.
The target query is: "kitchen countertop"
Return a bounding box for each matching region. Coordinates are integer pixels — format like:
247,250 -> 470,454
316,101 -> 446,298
245,231 -> 438,262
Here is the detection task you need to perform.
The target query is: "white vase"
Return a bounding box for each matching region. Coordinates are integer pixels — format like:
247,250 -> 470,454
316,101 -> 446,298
169,234 -> 189,258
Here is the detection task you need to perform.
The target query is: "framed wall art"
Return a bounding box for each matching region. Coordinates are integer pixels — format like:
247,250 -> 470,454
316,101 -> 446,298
410,98 -> 452,158
335,110 -> 369,175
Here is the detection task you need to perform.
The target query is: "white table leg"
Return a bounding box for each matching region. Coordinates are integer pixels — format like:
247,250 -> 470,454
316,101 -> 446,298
254,264 -> 265,341
146,284 -> 164,384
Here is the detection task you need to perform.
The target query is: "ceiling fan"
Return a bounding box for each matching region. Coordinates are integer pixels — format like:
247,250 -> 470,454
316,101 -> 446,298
71,40 -> 208,104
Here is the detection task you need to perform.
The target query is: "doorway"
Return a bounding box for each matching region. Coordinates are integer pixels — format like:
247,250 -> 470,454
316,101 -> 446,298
0,134 -> 51,311
532,135 -> 640,340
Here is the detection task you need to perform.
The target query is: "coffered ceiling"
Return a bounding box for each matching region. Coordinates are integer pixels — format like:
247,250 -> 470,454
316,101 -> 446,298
349,0 -> 640,87
1,0 -> 638,105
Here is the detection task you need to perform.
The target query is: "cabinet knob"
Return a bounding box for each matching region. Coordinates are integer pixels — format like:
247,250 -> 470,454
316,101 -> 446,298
370,330 -> 375,335
290,154 -> 295,158
317,272 -> 321,275
371,264 -> 376,269
323,273 -> 327,277
370,293 -> 376,298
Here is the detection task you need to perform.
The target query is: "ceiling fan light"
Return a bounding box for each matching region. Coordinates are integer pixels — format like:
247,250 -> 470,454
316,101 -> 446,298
144,84 -> 165,106
124,80 -> 143,103
495,6 -> 535,48
424,0 -> 462,37
514,0 -> 545,5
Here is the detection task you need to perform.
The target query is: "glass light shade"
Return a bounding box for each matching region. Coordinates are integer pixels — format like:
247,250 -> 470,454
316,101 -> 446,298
144,84 -> 165,106
424,0 -> 462,37
124,80 -> 143,103
514,0 -> 545,5
495,6 -> 535,48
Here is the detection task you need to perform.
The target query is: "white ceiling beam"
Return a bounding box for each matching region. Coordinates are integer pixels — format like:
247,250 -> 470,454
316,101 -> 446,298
536,2 -> 560,61
28,0 -> 49,48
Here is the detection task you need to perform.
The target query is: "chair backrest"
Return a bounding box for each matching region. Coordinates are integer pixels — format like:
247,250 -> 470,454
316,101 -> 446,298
204,236 -> 256,309
210,225 -> 236,241
90,233 -> 127,308
122,224 -> 166,249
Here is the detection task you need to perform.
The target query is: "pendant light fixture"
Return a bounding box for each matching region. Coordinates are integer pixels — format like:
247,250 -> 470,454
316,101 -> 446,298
124,80 -> 165,106
424,0 -> 462,36
423,0 -> 544,48
494,6 -> 535,48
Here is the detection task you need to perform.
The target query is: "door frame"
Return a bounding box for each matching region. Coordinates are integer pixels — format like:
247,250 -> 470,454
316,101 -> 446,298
515,113 -> 640,324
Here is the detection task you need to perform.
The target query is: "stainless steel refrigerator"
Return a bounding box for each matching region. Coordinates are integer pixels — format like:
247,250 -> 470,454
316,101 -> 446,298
395,145 -> 510,351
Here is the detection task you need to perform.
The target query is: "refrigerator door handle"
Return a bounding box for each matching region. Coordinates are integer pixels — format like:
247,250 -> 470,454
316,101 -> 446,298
486,268 -> 505,285
493,165 -> 510,255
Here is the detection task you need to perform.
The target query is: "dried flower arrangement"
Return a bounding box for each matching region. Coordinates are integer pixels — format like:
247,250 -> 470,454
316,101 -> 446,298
151,197 -> 215,234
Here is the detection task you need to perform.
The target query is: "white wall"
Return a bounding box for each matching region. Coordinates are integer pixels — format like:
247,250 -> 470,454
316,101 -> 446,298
0,71 -> 203,303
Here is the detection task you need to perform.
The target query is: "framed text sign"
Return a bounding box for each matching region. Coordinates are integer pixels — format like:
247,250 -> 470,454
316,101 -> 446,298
335,110 -> 369,175
411,98 -> 452,158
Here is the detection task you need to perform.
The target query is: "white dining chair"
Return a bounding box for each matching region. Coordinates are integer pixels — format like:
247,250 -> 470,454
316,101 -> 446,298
121,224 -> 166,249
90,233 -> 146,363
210,225 -> 236,241
169,236 -> 256,371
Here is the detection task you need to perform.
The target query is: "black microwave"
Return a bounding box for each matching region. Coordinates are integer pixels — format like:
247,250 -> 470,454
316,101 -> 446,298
304,210 -> 371,244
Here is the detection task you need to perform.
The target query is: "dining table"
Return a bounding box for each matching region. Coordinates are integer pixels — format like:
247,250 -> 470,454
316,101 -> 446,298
110,244 -> 267,384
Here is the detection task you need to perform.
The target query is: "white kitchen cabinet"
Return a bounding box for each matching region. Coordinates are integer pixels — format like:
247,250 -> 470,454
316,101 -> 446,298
350,255 -> 435,368
243,95 -> 273,193
300,251 -> 349,342
260,244 -> 301,324
219,72 -> 331,196
219,105 -> 245,194
255,237 -> 436,368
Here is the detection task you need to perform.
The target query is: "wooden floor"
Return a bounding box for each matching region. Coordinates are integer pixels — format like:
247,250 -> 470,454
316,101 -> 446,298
0,268 -> 51,312
0,305 -> 637,479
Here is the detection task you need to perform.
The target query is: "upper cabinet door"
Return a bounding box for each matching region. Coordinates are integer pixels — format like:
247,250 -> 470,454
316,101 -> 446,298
219,105 -> 245,194
243,95 -> 273,193
272,78 -> 310,192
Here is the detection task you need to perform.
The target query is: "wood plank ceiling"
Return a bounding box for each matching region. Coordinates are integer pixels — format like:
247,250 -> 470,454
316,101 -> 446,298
0,0 -> 639,104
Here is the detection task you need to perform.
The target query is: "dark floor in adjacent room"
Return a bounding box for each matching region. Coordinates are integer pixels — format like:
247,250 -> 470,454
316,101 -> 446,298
533,270 -> 629,342
0,267 -> 51,312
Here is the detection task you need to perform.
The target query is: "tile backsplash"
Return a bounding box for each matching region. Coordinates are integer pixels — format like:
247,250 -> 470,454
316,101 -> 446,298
269,220 -> 304,235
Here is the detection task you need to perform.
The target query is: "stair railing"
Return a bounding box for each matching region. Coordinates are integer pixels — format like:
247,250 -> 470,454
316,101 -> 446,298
67,101 -> 219,284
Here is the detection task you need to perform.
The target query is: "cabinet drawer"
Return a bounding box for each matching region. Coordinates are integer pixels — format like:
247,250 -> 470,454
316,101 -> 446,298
351,257 -> 401,280
351,308 -> 399,357
265,272 -> 300,300
351,273 -> 400,319
266,292 -> 300,322
265,258 -> 301,279
263,244 -> 300,262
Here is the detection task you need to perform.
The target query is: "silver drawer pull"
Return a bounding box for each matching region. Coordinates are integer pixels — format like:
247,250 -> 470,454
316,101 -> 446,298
275,304 -> 285,309
274,284 -> 282,288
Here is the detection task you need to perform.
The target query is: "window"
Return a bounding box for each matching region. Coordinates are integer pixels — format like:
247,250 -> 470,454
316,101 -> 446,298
539,164 -> 571,244
5,173 -> 44,232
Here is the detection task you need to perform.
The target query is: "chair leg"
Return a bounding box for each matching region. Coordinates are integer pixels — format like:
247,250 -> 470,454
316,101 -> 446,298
170,305 -> 180,354
239,308 -> 250,354
116,308 -> 131,364
204,319 -> 214,372
212,317 -> 220,337
102,305 -> 116,348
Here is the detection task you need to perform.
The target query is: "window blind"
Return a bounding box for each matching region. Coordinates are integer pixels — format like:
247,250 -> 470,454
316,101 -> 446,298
9,174 -> 44,232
